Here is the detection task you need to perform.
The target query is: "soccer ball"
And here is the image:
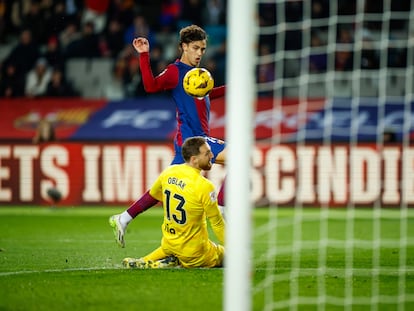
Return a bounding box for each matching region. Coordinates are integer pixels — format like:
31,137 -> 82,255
183,67 -> 214,98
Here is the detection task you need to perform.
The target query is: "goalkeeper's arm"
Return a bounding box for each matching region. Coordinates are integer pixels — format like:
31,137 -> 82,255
209,213 -> 225,245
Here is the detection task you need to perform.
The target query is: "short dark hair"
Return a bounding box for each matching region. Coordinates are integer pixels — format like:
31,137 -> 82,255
179,25 -> 207,46
181,136 -> 207,162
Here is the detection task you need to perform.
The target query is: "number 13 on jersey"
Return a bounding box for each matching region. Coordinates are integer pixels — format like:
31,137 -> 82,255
164,189 -> 187,225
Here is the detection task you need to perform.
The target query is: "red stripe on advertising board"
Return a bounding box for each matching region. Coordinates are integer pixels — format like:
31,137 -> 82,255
0,98 -> 107,140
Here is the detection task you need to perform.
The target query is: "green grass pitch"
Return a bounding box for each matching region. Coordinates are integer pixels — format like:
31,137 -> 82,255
1,207 -> 414,311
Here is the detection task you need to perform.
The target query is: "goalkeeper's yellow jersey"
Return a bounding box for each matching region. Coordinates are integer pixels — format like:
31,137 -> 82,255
149,164 -> 225,258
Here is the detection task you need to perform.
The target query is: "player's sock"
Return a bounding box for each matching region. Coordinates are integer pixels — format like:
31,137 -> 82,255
126,190 -> 159,219
119,211 -> 133,227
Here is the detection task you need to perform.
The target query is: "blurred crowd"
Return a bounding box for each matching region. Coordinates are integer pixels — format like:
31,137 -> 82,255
256,0 -> 411,96
0,0 -> 227,99
0,0 -> 411,99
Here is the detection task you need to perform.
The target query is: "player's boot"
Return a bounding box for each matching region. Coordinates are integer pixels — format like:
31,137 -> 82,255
150,256 -> 180,269
122,257 -> 149,269
122,256 -> 180,269
109,214 -> 125,248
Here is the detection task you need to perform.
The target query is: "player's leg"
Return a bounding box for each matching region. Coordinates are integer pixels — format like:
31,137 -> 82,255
214,146 -> 226,165
110,144 -> 185,247
143,247 -> 179,269
109,190 -> 159,247
122,246 -> 166,268
206,138 -> 226,214
142,246 -> 170,261
123,246 -> 179,269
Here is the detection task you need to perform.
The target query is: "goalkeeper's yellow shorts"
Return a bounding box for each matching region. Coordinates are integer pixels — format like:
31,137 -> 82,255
178,240 -> 224,268
146,240 -> 225,268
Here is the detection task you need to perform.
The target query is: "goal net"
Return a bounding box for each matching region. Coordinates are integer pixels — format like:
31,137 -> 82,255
226,0 -> 414,310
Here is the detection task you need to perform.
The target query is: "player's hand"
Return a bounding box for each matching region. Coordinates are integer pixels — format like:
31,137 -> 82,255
132,37 -> 150,53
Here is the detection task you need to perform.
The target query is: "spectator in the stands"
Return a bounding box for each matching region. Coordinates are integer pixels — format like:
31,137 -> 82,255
3,28 -> 40,77
25,57 -> 52,98
81,0 -> 110,34
45,1 -> 72,40
33,118 -> 56,143
20,0 -> 49,44
124,56 -> 146,98
159,0 -> 180,29
46,67 -> 78,97
106,0 -> 135,31
104,57 -> 127,100
309,32 -> 327,73
64,20 -> 101,58
154,24 -> 179,61
103,18 -> 126,59
203,0 -> 226,26
256,43 -> 275,97
258,2 -> 276,27
180,0 -> 204,27
311,0 -> 329,31
311,0 -> 329,20
59,20 -> 82,53
0,63 -> 25,97
124,14 -> 155,47
335,28 -> 353,71
64,0 -> 80,19
0,0 -> 13,44
43,35 -> 66,71
360,29 -> 379,70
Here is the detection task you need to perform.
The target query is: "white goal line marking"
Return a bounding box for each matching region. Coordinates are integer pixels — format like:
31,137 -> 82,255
2,266 -> 413,277
0,266 -> 120,277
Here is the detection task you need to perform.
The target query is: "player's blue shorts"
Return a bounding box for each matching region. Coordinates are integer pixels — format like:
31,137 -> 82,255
171,136 -> 226,165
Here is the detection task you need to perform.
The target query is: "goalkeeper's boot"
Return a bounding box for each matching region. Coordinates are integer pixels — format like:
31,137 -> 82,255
122,256 -> 180,269
150,256 -> 180,269
109,214 -> 125,248
122,257 -> 150,269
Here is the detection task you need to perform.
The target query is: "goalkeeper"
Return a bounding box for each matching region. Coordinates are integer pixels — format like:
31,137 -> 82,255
110,24 -> 227,248
123,136 -> 225,269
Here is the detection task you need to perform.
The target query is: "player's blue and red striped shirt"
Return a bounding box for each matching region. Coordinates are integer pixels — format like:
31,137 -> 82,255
139,52 -> 226,164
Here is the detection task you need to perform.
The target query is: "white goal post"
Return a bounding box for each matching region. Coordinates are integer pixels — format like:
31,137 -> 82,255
224,0 -> 414,310
224,1 -> 256,311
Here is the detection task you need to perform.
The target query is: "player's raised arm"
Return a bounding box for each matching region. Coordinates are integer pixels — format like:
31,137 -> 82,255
132,37 -> 150,54
133,38 -> 179,92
